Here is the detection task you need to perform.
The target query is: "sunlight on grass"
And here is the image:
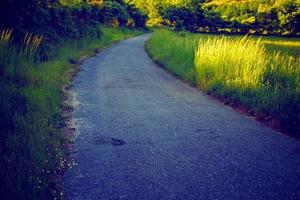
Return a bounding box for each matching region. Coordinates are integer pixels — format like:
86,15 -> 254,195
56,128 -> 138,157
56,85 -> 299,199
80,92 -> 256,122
146,29 -> 300,133
262,40 -> 300,47
195,36 -> 267,89
146,29 -> 198,84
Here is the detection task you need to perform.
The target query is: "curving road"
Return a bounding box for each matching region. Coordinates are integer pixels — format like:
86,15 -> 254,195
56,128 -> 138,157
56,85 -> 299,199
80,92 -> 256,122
63,34 -> 300,200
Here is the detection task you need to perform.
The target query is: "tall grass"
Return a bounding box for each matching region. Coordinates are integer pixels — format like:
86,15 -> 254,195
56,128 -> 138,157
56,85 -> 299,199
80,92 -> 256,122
22,33 -> 43,60
146,29 -> 300,134
0,27 -> 143,199
195,36 -> 267,89
0,28 -> 13,42
146,30 -> 199,84
195,35 -> 300,132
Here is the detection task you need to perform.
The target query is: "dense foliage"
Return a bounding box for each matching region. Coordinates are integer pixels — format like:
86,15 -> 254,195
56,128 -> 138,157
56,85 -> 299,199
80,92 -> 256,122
126,0 -> 300,36
203,0 -> 300,35
0,0 -> 147,50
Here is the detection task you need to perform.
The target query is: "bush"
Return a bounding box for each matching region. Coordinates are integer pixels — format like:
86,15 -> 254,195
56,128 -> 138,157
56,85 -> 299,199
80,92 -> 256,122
100,0 -> 129,26
0,0 -> 147,60
163,6 -> 205,32
126,5 -> 148,29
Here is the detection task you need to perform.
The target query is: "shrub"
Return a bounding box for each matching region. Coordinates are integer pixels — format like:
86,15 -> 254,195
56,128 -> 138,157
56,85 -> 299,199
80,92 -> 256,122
126,5 -> 148,29
0,0 -> 147,59
100,0 -> 130,26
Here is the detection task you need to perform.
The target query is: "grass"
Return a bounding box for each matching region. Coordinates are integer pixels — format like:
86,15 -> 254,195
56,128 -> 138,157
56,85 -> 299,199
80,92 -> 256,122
145,30 -> 199,85
146,29 -> 300,134
195,36 -> 267,89
0,26 -> 143,200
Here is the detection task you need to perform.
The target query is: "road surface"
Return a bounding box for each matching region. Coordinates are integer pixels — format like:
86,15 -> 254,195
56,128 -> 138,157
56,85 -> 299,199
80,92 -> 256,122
63,34 -> 300,200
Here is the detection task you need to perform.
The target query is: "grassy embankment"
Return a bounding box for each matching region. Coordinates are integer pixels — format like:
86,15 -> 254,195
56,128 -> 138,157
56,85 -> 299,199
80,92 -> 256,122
0,26 -> 143,200
146,29 -> 300,134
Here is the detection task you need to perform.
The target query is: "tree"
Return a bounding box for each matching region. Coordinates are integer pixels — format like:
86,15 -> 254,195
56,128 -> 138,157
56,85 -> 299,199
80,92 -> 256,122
255,7 -> 280,34
278,1 -> 300,35
126,5 -> 148,28
99,0 -> 129,26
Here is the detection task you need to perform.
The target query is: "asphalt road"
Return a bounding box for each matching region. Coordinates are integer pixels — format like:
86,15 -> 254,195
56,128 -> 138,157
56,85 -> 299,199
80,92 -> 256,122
63,34 -> 300,200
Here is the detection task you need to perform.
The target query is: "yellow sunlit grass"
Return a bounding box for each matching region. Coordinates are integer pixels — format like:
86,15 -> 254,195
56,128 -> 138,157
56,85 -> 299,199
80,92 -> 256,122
147,29 -> 300,132
195,36 -> 267,89
0,28 -> 13,42
262,40 -> 300,47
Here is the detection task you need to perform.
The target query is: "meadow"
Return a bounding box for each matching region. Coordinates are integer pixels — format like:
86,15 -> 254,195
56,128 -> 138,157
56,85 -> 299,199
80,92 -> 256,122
0,26 -> 143,199
146,29 -> 300,134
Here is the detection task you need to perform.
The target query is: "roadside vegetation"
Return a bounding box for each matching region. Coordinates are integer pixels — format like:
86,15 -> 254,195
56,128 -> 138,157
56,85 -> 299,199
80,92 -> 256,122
146,29 -> 300,134
0,25 -> 143,200
1,0 -> 299,199
127,0 -> 300,36
0,0 -> 146,199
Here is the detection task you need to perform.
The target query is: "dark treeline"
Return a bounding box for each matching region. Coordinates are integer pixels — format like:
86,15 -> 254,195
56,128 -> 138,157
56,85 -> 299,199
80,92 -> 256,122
0,0 -> 147,59
1,0 -> 298,58
0,0 -> 299,52
126,0 -> 300,36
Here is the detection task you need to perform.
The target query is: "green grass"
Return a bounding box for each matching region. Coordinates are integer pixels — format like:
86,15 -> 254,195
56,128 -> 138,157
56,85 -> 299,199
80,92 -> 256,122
195,36 -> 267,89
145,30 -> 199,85
146,29 -> 300,134
0,26 -> 143,199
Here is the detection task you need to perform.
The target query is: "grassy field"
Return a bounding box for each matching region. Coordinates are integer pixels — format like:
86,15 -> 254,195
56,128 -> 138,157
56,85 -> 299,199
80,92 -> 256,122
146,29 -> 300,135
0,26 -> 143,199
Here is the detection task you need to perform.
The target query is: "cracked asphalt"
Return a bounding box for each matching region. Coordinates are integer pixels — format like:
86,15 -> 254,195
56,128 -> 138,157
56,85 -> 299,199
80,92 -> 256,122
63,34 -> 300,200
